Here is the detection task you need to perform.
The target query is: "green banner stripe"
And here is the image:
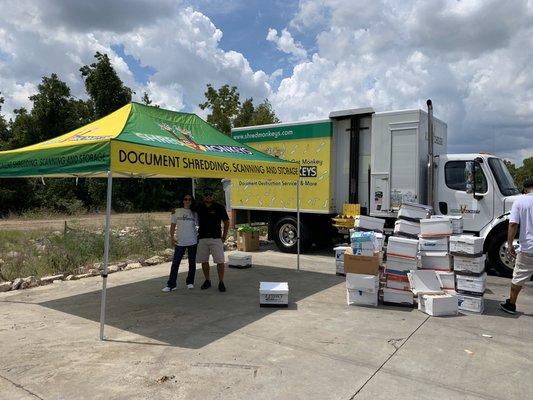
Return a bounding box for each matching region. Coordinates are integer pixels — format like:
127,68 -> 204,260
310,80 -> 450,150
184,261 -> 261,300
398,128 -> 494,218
232,121 -> 332,143
0,142 -> 110,177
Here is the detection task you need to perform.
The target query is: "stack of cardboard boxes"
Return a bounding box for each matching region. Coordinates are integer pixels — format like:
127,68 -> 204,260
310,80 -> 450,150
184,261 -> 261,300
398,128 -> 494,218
450,235 -> 486,314
345,216 -> 385,307
383,203 -> 431,307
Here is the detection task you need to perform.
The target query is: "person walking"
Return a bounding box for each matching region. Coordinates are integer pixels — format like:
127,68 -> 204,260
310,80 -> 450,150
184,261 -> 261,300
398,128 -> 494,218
162,194 -> 198,292
196,191 -> 230,292
500,178 -> 533,314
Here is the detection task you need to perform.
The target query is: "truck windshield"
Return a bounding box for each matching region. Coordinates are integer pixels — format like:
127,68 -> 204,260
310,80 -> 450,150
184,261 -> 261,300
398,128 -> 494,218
488,158 -> 520,196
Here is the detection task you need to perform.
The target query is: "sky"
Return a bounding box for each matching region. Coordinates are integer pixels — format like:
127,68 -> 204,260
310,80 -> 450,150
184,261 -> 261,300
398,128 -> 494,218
0,0 -> 532,164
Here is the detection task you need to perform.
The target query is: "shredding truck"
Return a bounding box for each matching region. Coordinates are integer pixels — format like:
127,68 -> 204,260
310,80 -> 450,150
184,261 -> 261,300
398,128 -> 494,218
229,101 -> 521,276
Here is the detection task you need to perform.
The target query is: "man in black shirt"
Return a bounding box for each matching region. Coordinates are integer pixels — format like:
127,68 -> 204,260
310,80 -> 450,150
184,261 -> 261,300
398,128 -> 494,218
196,192 -> 230,292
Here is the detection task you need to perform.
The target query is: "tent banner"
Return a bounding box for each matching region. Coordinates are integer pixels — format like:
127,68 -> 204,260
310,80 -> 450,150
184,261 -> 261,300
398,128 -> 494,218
110,141 -> 300,180
0,142 -> 110,177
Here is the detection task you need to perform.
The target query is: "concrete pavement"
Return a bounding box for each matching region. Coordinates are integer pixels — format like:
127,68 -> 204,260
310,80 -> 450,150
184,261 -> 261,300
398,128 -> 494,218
1,248 -> 532,399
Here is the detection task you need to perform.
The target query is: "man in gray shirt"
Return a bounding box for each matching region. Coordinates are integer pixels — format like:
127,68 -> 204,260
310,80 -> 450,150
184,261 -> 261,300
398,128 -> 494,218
501,178 -> 533,314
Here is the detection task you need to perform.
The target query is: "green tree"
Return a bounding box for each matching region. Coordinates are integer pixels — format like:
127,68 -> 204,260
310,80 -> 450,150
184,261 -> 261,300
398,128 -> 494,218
80,52 -> 132,119
199,84 -> 241,135
234,98 -> 255,128
0,93 -> 8,150
252,99 -> 280,126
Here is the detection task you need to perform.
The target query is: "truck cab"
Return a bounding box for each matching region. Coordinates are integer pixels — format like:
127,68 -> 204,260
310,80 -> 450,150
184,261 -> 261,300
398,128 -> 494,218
436,153 -> 521,275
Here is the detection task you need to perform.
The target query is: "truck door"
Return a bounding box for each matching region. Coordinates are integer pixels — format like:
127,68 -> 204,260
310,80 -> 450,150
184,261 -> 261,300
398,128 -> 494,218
436,158 -> 494,232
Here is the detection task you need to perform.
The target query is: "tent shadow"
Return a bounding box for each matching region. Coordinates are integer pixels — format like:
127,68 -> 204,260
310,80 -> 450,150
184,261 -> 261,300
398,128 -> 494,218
39,264 -> 343,348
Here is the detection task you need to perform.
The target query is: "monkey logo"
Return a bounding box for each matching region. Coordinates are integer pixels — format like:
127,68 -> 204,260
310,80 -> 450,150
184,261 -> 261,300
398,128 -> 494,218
159,123 -> 204,151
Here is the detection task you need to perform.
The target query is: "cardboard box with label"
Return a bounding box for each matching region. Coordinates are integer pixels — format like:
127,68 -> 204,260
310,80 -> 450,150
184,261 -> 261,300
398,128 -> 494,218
259,282 -> 289,307
418,294 -> 458,316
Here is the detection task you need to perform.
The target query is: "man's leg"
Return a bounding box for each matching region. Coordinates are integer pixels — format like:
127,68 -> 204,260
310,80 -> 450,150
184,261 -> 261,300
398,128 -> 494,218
196,239 -> 212,289
211,239 -> 226,291
509,284 -> 522,305
186,245 -> 197,285
202,263 -> 210,281
217,263 -> 225,282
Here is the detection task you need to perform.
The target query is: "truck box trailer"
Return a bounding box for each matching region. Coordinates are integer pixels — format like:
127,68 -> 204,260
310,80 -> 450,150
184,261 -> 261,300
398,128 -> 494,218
230,103 -> 522,276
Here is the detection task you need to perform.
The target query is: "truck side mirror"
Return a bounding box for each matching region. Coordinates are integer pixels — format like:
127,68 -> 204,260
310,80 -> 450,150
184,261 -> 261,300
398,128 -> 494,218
464,161 -> 474,194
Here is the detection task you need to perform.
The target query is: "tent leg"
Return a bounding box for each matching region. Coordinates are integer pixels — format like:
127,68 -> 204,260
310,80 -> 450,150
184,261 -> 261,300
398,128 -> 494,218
99,171 -> 113,341
191,178 -> 196,197
297,178 -> 300,271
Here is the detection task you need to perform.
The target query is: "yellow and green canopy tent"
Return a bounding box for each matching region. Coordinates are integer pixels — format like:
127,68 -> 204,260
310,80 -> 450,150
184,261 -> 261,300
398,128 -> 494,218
0,102 -> 299,180
0,102 -> 302,341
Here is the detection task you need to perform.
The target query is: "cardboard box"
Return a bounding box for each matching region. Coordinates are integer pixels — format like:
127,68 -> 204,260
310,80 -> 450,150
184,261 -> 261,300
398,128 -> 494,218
343,252 -> 380,275
259,282 -> 288,307
353,215 -> 385,232
418,294 -> 458,316
431,215 -> 463,234
420,251 -> 452,271
346,289 -> 378,306
385,273 -> 411,291
454,254 -> 486,275
456,272 -> 487,295
386,255 -> 419,272
228,253 -> 252,269
394,219 -> 421,236
346,273 -> 379,291
419,237 -> 449,252
449,235 -> 484,256
420,218 -> 453,237
383,288 -> 414,306
457,293 -> 484,314
237,231 -> 260,252
387,236 -> 419,259
398,202 -> 433,221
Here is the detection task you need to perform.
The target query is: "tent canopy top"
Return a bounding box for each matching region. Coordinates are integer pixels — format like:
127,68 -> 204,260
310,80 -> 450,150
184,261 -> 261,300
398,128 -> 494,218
0,102 -> 299,180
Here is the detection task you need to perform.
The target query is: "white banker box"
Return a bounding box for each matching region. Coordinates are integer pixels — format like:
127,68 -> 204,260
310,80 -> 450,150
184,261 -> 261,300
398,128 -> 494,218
420,218 -> 453,237
419,251 -> 452,271
228,253 -> 252,269
346,289 -> 378,306
383,288 -> 414,306
419,237 -> 449,252
387,236 -> 419,259
457,293 -> 484,314
398,202 -> 432,221
418,294 -> 458,316
354,215 -> 385,232
456,273 -> 487,295
454,254 -> 486,274
394,219 -> 421,236
259,282 -> 288,307
431,215 -> 463,234
450,235 -> 484,255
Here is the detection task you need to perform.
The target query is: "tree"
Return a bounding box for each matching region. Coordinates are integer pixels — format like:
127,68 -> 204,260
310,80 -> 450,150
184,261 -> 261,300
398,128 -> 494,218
80,52 -> 132,118
199,84 -> 240,135
505,157 -> 533,190
0,93 -> 8,149
252,99 -> 280,126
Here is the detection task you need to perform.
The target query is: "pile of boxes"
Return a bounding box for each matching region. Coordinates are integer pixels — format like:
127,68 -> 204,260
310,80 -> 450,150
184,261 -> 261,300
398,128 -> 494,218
345,216 -> 385,307
450,235 -> 486,314
383,202 -> 432,307
334,202 -> 487,316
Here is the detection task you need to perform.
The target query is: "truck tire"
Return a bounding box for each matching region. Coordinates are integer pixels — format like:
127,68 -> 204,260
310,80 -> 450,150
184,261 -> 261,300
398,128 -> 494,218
487,230 -> 516,278
273,216 -> 310,253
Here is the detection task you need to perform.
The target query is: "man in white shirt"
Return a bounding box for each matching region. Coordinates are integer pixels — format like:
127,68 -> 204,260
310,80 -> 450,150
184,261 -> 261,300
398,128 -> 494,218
500,178 -> 533,314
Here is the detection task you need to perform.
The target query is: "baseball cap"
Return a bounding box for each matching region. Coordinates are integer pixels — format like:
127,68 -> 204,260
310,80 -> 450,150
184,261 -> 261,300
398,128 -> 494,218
524,177 -> 533,189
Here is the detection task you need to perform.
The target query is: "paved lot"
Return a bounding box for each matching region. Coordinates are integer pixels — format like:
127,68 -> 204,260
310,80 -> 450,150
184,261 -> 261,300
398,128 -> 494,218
1,248 -> 532,400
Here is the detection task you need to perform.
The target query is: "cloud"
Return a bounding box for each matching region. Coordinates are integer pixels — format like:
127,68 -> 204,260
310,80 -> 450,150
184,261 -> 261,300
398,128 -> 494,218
269,0 -> 533,164
266,28 -> 308,59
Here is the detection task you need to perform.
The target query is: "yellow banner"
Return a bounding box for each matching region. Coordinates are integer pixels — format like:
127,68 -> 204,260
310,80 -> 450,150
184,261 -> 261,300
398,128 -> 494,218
110,141 -> 299,180
231,137 -> 332,212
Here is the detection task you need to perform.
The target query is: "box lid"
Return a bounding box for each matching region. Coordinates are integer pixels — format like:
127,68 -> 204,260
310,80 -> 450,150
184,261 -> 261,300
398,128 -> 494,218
388,236 -> 419,246
394,219 -> 420,227
419,251 -> 450,258
259,282 -> 289,293
228,253 -> 252,260
334,246 -> 351,251
449,235 -> 484,244
408,270 -> 444,295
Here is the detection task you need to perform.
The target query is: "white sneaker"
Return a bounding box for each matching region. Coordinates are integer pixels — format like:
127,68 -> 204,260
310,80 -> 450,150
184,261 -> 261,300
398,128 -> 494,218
186,284 -> 194,290
162,286 -> 176,292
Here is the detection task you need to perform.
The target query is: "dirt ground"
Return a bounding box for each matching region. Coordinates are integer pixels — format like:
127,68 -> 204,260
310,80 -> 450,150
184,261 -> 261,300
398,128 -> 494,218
0,212 -> 171,231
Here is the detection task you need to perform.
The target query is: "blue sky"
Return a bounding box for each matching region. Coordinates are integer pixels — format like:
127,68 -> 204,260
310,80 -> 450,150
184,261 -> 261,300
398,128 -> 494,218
0,0 -> 532,163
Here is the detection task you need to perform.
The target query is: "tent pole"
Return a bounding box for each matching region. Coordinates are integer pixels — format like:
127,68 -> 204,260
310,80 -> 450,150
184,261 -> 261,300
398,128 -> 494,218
99,171 -> 113,341
191,178 -> 196,197
297,178 -> 300,271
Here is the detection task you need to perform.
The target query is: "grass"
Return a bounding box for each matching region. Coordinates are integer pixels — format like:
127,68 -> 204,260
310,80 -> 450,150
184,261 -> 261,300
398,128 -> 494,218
0,215 -> 170,282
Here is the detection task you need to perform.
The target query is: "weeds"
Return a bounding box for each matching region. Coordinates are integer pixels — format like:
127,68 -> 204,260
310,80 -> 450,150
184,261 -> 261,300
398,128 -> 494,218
0,216 -> 170,281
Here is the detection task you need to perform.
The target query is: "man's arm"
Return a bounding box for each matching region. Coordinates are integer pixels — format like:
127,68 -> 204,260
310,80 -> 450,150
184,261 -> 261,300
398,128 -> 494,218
507,222 -> 519,257
222,220 -> 229,243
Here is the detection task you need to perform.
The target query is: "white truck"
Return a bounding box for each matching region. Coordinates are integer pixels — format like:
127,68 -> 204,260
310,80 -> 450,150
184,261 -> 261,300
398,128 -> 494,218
230,101 -> 521,276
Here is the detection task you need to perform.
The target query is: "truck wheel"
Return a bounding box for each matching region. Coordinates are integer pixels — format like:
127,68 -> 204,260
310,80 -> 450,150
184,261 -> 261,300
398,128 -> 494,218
487,230 -> 517,278
273,216 -> 310,253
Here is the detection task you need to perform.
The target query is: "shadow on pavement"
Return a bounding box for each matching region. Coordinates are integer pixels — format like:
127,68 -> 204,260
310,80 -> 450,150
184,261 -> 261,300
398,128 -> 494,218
39,264 -> 343,348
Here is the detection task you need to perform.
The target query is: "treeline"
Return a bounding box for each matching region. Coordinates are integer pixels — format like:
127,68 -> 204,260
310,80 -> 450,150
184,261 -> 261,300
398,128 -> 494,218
505,159 -> 533,190
0,52 -> 279,217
